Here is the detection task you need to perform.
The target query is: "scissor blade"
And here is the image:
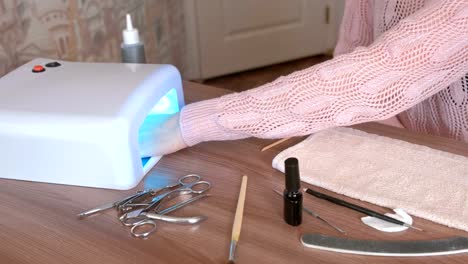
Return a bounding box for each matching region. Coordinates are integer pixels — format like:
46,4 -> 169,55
158,194 -> 211,215
78,191 -> 149,219
117,190 -> 156,210
126,208 -> 145,219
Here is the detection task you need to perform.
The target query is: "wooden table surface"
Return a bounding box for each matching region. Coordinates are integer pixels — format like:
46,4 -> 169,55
1,81 -> 467,264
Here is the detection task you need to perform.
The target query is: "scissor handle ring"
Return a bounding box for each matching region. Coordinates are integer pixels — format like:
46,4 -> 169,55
187,181 -> 211,194
179,174 -> 202,185
119,213 -> 147,227
131,219 -> 157,238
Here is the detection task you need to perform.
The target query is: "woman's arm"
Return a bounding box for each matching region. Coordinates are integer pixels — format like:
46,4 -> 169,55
180,0 -> 468,146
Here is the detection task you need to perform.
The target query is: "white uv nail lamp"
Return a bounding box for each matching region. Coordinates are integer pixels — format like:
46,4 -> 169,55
0,58 -> 184,189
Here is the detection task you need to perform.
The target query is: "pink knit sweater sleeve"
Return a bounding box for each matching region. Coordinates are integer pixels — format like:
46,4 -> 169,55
333,0 -> 374,56
180,0 -> 468,146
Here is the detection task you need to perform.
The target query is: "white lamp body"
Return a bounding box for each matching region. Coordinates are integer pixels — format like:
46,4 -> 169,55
0,58 -> 184,189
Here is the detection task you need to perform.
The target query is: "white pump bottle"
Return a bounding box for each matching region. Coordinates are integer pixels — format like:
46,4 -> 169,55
121,14 -> 146,63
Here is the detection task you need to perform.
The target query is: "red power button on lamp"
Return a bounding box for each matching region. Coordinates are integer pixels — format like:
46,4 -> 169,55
32,65 -> 45,73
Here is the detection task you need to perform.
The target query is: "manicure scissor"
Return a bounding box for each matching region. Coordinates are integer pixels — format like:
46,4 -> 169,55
121,174 -> 211,237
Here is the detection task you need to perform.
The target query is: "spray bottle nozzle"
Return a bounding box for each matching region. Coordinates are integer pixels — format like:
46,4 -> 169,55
122,13 -> 139,45
126,14 -> 134,31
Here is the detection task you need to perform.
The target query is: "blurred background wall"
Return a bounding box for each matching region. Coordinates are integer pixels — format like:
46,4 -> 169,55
0,0 -> 344,81
0,0 -> 188,77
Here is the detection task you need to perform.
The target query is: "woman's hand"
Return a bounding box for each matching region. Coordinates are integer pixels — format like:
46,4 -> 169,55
138,112 -> 188,157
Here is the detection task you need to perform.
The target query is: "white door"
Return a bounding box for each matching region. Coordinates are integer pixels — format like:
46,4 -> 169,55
186,0 -> 337,79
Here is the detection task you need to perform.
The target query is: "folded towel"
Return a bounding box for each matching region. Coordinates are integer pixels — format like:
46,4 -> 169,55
272,127 -> 468,231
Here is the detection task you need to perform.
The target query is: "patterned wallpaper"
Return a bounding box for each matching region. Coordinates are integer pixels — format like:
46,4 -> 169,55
0,0 -> 188,77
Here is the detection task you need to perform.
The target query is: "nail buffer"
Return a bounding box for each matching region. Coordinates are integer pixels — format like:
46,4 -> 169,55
301,234 -> 468,257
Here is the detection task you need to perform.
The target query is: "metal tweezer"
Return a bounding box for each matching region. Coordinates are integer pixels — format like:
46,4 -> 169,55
273,189 -> 346,234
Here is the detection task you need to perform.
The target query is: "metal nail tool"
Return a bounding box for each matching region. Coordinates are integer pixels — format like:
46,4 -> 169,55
304,188 -> 423,232
301,233 -> 468,256
123,174 -> 211,215
273,189 -> 345,234
124,174 -> 210,238
123,193 -> 210,238
77,189 -> 156,218
130,213 -> 208,238
78,174 -> 211,238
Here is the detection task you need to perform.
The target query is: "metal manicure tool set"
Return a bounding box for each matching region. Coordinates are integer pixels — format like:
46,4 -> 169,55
78,174 -> 211,238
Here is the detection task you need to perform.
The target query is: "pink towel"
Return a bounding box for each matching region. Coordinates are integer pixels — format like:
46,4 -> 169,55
272,128 -> 468,231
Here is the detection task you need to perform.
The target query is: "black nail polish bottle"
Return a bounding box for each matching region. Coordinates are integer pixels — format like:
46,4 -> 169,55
283,157 -> 302,226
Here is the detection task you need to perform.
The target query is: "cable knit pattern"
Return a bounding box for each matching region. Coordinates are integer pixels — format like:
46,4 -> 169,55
180,0 -> 468,146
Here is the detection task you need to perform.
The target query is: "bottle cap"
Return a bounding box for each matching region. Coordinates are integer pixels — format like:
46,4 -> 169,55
123,14 -> 140,45
285,157 -> 301,192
